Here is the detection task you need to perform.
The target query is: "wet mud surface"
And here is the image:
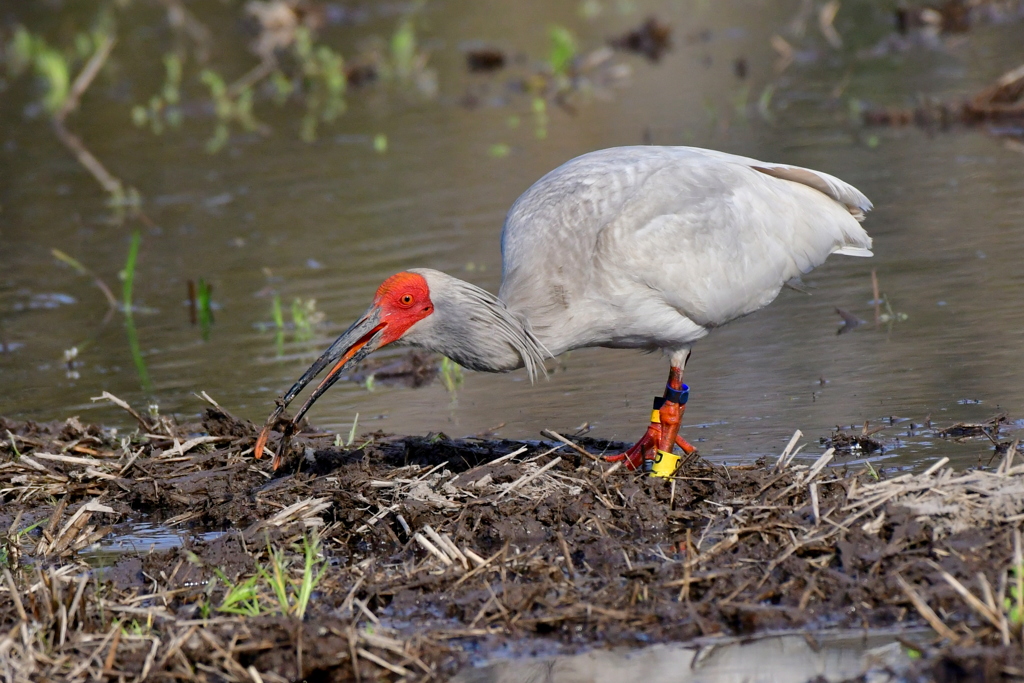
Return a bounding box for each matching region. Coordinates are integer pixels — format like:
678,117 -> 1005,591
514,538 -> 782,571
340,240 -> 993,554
3,403 -> 1024,681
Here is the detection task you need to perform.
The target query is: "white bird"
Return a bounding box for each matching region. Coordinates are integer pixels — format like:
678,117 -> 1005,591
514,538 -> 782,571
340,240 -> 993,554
255,146 -> 872,471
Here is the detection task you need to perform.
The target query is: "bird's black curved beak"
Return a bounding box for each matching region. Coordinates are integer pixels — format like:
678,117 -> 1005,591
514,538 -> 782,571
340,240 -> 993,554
255,306 -> 385,469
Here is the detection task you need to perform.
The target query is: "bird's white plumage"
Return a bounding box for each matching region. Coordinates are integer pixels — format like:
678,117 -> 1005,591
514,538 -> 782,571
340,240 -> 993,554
498,146 -> 872,357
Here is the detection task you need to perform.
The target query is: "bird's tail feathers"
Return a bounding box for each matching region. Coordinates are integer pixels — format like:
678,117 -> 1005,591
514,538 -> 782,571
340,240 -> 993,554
832,246 -> 873,257
752,165 -> 872,219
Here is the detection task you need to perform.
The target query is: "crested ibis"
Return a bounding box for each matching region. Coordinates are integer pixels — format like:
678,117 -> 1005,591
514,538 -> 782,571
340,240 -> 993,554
255,146 -> 872,472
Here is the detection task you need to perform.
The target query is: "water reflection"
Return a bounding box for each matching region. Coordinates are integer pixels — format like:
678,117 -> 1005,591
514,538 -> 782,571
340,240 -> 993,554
80,521 -> 223,567
453,630 -> 920,683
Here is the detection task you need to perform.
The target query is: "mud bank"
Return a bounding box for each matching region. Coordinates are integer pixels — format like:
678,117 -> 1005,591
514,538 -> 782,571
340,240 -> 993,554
2,399 -> 1024,681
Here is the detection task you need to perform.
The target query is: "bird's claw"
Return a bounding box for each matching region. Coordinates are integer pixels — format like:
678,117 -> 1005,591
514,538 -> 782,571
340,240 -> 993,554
604,426 -> 660,471
604,404 -> 698,472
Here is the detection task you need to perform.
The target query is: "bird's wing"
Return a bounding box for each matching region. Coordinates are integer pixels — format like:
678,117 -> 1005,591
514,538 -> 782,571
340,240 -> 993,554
499,146 -> 872,341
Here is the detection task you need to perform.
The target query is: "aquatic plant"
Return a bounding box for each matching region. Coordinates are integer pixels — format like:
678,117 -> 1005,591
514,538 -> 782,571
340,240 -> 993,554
391,19 -> 417,82
548,25 -> 577,76
200,69 -> 260,153
293,27 -> 348,142
440,356 -> 464,393
131,53 -> 184,134
7,26 -> 71,114
291,298 -> 320,342
120,232 -> 141,316
196,278 -> 214,341
120,231 -> 152,391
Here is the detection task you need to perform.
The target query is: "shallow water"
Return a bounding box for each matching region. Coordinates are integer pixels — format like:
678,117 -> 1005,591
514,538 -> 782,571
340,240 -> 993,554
79,521 -> 223,566
454,629 -> 924,683
2,1 -> 1023,469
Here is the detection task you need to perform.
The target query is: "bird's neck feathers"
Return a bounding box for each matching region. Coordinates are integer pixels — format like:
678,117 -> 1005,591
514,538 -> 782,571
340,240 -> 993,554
401,269 -> 549,381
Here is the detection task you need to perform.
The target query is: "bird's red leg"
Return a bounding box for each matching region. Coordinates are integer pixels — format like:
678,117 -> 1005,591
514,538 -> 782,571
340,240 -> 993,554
605,354 -> 694,471
657,366 -> 686,453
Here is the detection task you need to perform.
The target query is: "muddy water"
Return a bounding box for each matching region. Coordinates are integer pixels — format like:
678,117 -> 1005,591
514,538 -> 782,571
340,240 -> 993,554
2,1 -> 1023,468
455,630 -> 922,683
80,522 -> 223,567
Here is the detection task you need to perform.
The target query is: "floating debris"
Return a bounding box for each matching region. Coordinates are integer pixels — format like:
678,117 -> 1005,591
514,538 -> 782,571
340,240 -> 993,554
733,56 -> 748,79
862,63 -> 1024,138
821,428 -> 884,454
834,307 -> 864,335
939,413 -> 1008,439
465,47 -> 507,73
608,17 -> 672,62
896,0 -> 971,35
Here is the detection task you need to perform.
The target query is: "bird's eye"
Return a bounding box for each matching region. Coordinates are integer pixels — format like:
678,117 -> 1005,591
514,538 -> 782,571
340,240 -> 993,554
400,294 -> 414,306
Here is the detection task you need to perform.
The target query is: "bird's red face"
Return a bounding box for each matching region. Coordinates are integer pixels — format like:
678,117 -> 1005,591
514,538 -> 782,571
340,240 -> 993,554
255,271 -> 434,468
372,272 -> 435,345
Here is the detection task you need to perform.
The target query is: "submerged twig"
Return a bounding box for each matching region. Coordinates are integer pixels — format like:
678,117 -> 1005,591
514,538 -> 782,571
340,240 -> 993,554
52,36 -> 125,198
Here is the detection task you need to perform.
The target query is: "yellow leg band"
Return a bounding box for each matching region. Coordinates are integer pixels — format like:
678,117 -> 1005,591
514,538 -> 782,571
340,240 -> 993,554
649,410 -> 661,424
650,449 -> 679,478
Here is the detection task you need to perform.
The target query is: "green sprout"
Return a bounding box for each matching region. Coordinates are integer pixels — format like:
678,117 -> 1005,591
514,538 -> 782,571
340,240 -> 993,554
131,53 -> 184,134
35,48 -> 70,113
200,69 -> 260,152
864,460 -> 879,480
293,27 -> 347,142
390,19 -> 417,81
120,619 -> 152,637
271,294 -> 285,357
6,431 -> 22,459
291,298 -> 317,341
878,295 -> 909,324
757,84 -> 776,122
261,543 -> 290,616
271,295 -> 285,331
197,278 -> 214,341
1005,565 -> 1024,625
255,533 -> 327,619
488,143 -> 511,159
214,569 -> 262,617
347,413 -> 359,447
295,534 -> 326,619
548,25 -> 577,76
120,231 -> 141,314
441,357 -> 464,393
120,231 -> 151,391
268,296 -> 322,354
6,27 -> 70,113
270,70 -> 294,104
532,96 -> 548,140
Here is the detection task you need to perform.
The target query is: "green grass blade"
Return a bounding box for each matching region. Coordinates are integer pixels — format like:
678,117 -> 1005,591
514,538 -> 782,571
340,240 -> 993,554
121,231 -> 141,313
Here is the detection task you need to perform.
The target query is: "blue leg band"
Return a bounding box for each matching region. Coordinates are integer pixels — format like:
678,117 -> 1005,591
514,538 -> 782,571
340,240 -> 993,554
664,383 -> 689,405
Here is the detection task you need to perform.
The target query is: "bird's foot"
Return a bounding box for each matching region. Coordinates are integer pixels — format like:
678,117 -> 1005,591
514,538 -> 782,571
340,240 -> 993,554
604,430 -> 698,471
604,424 -> 660,471
603,394 -> 698,473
